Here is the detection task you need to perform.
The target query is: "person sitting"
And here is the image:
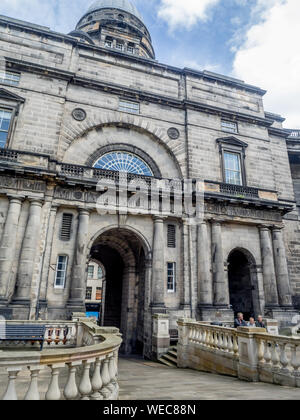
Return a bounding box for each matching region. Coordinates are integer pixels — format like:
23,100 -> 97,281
247,317 -> 256,327
255,315 -> 266,329
234,312 -> 247,328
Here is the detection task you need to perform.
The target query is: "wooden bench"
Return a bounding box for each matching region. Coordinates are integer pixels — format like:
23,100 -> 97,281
0,325 -> 46,351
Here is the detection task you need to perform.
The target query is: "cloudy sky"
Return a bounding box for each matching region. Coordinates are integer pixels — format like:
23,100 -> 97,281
0,0 -> 299,127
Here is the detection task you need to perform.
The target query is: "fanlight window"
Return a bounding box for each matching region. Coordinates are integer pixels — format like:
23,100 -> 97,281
94,152 -> 153,177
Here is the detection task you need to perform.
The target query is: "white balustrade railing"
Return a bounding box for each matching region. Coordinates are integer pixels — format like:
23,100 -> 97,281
178,319 -> 300,388
255,333 -> 300,378
0,321 -> 122,400
1,321 -> 77,348
187,322 -> 239,357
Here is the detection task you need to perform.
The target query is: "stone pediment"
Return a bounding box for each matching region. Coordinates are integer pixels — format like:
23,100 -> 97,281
0,88 -> 25,103
216,136 -> 248,149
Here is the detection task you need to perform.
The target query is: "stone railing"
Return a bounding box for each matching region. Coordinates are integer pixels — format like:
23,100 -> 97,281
0,320 -> 122,400
2,321 -> 78,349
177,319 -> 300,388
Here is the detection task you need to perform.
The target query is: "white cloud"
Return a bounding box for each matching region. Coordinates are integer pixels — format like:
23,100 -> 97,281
232,0 -> 300,128
157,0 -> 221,30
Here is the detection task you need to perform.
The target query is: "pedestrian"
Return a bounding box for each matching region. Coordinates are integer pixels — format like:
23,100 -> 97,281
234,312 -> 247,328
247,317 -> 256,327
255,315 -> 266,328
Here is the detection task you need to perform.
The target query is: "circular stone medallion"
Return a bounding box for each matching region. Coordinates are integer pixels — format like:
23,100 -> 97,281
72,108 -> 87,121
167,127 -> 180,140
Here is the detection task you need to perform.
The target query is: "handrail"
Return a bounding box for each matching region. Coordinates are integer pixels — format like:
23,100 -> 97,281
0,321 -> 122,400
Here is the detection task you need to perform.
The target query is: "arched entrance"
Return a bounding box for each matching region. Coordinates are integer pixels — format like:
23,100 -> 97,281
228,249 -> 260,320
88,227 -> 150,355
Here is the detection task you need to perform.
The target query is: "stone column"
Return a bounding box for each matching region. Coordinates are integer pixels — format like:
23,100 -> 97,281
197,221 -> 213,308
38,205 -> 58,309
14,199 -> 43,303
181,220 -> 191,310
151,216 -> 165,310
259,225 -> 279,308
68,209 -> 90,309
0,196 -> 23,303
211,220 -> 229,307
272,227 -> 293,307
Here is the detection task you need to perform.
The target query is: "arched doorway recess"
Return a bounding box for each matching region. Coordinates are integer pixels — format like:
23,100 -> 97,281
89,227 -> 150,354
228,248 -> 260,320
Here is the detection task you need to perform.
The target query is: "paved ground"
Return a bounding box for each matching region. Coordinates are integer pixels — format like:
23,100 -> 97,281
1,356 -> 299,400
118,356 -> 300,400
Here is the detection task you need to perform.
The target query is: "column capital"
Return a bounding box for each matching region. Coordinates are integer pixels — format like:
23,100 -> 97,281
78,208 -> 90,216
7,194 -> 24,203
271,225 -> 284,232
258,224 -> 272,231
210,218 -> 224,226
28,198 -> 44,207
152,215 -> 167,223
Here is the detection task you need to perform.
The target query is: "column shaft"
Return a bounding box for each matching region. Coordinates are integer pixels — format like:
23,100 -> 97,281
259,226 -> 279,307
69,209 -> 90,306
151,217 -> 165,308
272,228 -> 293,307
0,197 -> 23,301
198,222 -> 213,306
211,221 -> 229,307
181,221 -> 191,309
14,200 -> 43,302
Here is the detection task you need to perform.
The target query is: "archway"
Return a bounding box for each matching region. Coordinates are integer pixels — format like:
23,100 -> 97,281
228,249 -> 260,320
88,227 -> 149,355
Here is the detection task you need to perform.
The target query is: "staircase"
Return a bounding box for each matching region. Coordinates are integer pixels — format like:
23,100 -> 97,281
158,346 -> 178,368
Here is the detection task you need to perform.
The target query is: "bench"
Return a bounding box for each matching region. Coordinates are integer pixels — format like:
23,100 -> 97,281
0,325 -> 46,351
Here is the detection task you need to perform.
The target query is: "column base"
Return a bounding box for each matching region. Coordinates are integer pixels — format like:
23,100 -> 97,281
264,306 -> 299,327
197,305 -> 234,323
66,300 -> 86,316
150,303 -> 167,314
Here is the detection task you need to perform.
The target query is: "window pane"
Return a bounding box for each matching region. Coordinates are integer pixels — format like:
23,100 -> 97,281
94,151 -> 153,176
224,153 -> 242,185
88,265 -> 94,278
55,256 -> 68,288
221,120 -> 237,133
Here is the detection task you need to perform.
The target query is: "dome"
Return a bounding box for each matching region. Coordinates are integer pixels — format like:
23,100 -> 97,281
86,0 -> 143,22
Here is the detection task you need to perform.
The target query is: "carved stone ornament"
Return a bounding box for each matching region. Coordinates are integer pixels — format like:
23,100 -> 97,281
72,108 -> 87,121
167,127 -> 180,140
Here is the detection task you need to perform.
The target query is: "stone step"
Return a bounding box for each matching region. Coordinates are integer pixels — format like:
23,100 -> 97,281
163,353 -> 177,364
168,350 -> 177,357
158,357 -> 175,368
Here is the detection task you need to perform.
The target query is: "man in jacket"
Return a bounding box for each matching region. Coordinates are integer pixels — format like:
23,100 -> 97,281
255,315 -> 266,329
234,312 -> 247,328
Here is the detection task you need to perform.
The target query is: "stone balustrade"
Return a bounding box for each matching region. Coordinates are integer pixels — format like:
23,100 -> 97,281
0,321 -> 78,349
177,319 -> 300,388
0,320 -> 122,400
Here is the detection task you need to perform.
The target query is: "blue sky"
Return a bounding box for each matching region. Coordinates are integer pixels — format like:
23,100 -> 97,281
0,0 -> 299,127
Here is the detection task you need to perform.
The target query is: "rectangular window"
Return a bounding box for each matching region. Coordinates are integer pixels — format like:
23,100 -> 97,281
116,42 -> 124,51
98,266 -> 103,279
167,262 -> 176,293
96,287 -> 102,301
167,225 -> 176,248
105,40 -> 112,48
221,120 -> 238,134
54,255 -> 68,289
86,287 -> 92,300
0,109 -> 12,148
0,70 -> 20,86
119,99 -> 140,114
127,45 -> 134,54
88,265 -> 94,279
60,213 -> 73,241
224,152 -> 242,185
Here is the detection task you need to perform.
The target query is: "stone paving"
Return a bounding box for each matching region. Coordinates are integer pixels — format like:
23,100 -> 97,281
118,356 -> 300,400
0,355 -> 299,400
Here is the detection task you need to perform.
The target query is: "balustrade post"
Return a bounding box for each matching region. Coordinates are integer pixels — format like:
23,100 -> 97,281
279,343 -> 289,373
24,366 -> 43,400
79,359 -> 93,400
64,361 -> 81,400
271,342 -> 280,371
90,358 -> 103,401
45,364 -> 64,401
2,367 -> 22,400
100,357 -> 111,400
264,341 -> 272,366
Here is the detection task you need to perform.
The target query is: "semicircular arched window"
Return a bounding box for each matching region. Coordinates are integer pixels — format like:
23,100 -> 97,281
94,152 -> 154,177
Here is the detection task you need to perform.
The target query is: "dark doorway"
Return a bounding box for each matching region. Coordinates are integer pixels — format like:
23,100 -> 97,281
228,250 -> 255,320
90,245 -> 124,329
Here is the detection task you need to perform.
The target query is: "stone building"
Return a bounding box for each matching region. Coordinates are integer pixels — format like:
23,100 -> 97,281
0,0 -> 299,356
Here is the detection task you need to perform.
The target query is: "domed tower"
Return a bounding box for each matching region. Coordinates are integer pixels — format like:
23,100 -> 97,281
71,0 -> 155,59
